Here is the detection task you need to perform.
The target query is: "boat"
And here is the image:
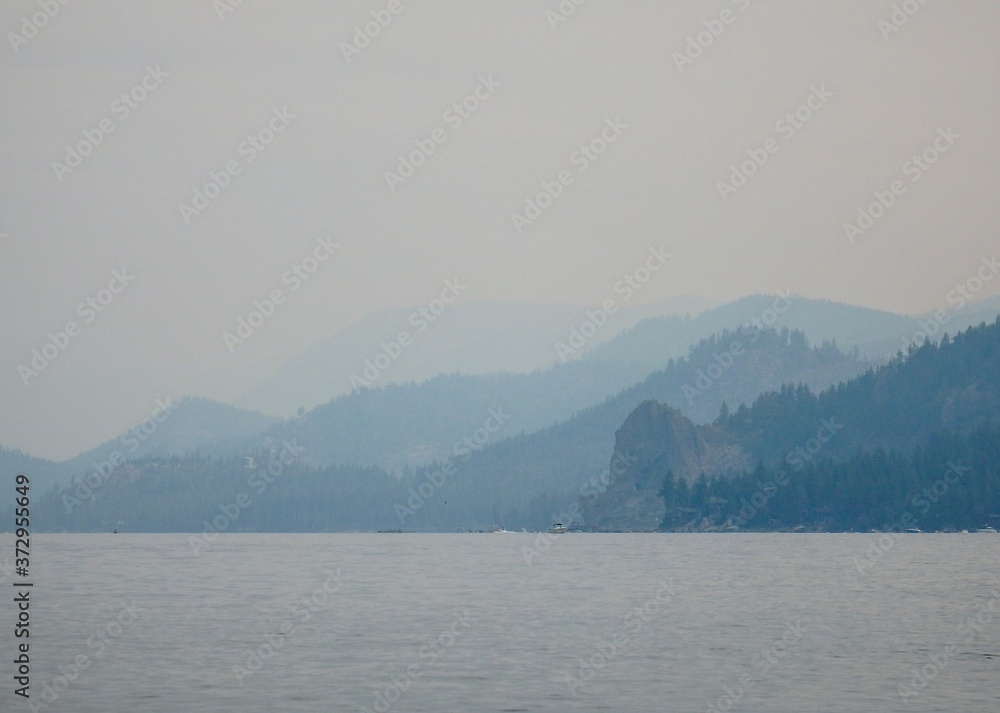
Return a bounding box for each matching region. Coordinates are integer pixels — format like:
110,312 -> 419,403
547,523 -> 567,534
975,526 -> 998,533
491,526 -> 513,533
904,528 -> 922,533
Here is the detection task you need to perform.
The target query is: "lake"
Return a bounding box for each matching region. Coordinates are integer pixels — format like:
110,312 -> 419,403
2,533 -> 998,712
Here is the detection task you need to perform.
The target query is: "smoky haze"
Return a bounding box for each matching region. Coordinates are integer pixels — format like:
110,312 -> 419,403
1,0 -> 998,459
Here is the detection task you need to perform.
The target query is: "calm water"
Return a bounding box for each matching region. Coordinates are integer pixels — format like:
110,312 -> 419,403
1,533 -> 998,712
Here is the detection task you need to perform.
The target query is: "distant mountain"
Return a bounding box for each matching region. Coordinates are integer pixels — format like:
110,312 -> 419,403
232,297 -> 718,417
63,397 -> 280,467
0,398 -> 278,510
20,327 -> 868,532
257,362 -> 656,474
963,294 -> 1000,325
0,446 -> 67,510
16,297 -> 1000,533
582,294 -> 900,370
387,327 -> 869,531
898,294 -> 1000,357
581,293 -> 1000,372
587,318 -> 1000,531
238,294 -> 924,471
127,294 -> 997,481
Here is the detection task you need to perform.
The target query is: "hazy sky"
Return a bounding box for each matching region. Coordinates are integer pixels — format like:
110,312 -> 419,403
2,1 -> 999,459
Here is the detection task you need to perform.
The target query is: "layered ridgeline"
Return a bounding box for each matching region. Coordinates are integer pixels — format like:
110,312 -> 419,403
255,294 -> 1000,476
254,362 -> 656,475
585,318 -> 1000,532
235,291 -> 1000,419
384,327 -> 866,531
229,295 -> 892,475
580,293 -> 1000,370
233,297 -> 717,417
10,292 -> 990,505
17,327 -> 865,532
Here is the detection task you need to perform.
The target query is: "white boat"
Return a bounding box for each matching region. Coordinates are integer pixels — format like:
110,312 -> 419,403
975,526 -> 998,533
547,523 -> 567,534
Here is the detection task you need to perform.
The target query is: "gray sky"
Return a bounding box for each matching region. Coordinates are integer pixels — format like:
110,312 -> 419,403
2,1 -> 999,459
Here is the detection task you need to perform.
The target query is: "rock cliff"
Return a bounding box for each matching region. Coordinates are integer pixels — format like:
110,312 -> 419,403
582,400 -> 753,530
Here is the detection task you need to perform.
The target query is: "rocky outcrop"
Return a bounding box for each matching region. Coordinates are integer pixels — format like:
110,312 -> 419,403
581,400 -> 752,530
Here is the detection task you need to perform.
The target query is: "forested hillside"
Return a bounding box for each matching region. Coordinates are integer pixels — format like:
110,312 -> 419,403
26,449 -> 406,534
596,318 -> 1000,531
660,424 -> 1000,532
17,320 -> 999,534
390,327 -> 865,530
20,327 -> 864,532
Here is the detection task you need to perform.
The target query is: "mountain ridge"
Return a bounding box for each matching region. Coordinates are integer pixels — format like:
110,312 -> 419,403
586,318 -> 1000,531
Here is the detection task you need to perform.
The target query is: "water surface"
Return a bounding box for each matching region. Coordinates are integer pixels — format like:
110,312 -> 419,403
2,533 -> 998,712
